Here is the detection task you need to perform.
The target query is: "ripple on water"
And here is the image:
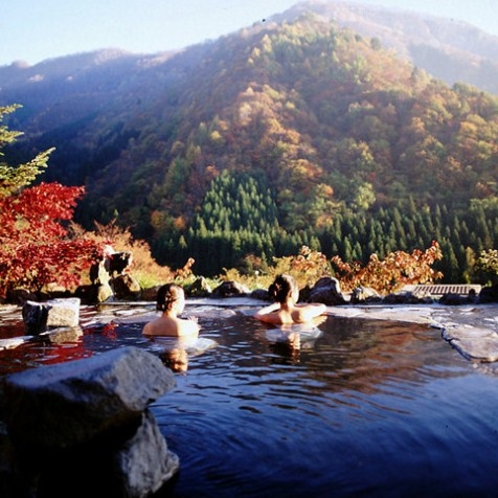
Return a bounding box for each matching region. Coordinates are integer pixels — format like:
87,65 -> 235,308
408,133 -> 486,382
3,308 -> 498,496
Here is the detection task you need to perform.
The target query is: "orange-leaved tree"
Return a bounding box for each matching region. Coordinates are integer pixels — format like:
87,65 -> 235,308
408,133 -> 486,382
0,105 -> 104,298
331,241 -> 443,294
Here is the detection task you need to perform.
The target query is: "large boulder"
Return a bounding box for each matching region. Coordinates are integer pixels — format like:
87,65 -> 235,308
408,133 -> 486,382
35,409 -> 180,498
3,347 -> 178,497
4,346 -> 175,450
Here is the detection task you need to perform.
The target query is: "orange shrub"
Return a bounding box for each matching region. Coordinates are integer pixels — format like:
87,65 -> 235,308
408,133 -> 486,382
331,241 -> 443,294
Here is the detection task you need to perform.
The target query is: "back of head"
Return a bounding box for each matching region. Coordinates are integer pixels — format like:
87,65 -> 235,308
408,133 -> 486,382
269,274 -> 299,303
156,283 -> 184,312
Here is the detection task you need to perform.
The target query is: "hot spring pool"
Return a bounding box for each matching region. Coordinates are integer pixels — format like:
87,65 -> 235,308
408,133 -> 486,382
2,303 -> 498,497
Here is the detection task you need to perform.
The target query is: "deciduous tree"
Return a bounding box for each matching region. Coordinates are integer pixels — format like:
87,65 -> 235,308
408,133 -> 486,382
0,105 -> 104,298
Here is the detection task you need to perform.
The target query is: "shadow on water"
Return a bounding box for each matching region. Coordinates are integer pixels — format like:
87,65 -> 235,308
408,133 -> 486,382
2,307 -> 498,497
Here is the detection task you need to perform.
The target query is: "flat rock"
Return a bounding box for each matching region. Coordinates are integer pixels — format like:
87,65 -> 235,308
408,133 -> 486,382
442,325 -> 498,362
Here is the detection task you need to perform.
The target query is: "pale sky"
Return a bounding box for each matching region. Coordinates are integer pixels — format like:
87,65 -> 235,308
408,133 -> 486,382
1,0 -> 497,67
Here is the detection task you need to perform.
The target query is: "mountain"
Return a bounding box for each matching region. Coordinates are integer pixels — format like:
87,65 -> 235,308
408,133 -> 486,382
274,1 -> 498,94
0,1 -> 497,279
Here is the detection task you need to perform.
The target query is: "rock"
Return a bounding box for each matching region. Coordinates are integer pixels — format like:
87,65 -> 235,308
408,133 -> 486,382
211,281 -> 250,298
40,326 -> 83,345
439,292 -> 473,305
113,409 -> 180,497
5,288 -> 37,305
307,277 -> 346,305
75,283 -> 113,304
108,251 -> 134,276
36,409 -> 180,497
250,288 -> 269,301
351,286 -> 382,304
22,298 -> 80,335
382,290 -> 434,305
88,250 -> 135,303
382,292 -> 411,304
187,276 -> 212,297
89,258 -> 112,286
3,346 -> 179,497
111,274 -> 142,300
4,346 -> 175,450
141,286 -> 160,301
409,287 -> 435,304
478,285 -> 498,303
442,325 -> 498,362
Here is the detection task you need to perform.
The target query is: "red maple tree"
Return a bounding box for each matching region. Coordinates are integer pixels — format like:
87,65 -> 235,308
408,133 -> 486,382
0,182 -> 105,298
0,105 -> 105,298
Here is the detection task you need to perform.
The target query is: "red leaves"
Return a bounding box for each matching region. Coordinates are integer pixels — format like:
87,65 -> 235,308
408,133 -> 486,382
0,182 -> 104,297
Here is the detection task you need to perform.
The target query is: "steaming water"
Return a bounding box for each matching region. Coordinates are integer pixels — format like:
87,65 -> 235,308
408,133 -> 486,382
2,305 -> 498,497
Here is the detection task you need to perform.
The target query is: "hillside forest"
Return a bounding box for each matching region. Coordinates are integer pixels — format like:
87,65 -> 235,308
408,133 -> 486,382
2,12 -> 498,284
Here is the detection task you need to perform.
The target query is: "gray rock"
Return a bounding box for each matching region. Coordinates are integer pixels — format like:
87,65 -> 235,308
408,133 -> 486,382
351,286 -> 382,304
4,346 -> 175,450
308,277 -> 346,305
22,298 -> 80,334
113,409 -> 180,497
442,325 -> 498,362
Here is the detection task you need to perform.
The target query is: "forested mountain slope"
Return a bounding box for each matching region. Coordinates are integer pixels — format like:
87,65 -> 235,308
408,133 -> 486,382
0,3 -> 497,280
276,1 -> 498,94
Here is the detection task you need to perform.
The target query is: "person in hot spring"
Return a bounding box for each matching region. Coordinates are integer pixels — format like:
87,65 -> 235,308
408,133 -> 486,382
254,274 -> 327,325
142,283 -> 200,338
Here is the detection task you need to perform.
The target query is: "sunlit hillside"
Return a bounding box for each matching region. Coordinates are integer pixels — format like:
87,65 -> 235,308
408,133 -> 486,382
0,2 -> 497,280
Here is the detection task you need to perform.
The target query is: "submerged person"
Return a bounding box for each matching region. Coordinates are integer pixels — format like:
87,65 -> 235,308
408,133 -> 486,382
254,274 -> 327,325
142,283 -> 200,338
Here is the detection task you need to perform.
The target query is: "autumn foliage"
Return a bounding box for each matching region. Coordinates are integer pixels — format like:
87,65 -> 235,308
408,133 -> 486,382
0,106 -> 104,298
331,241 -> 443,294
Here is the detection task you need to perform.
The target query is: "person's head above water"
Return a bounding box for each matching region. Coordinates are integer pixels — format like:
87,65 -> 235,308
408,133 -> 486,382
268,274 -> 300,304
255,273 -> 326,325
156,283 -> 185,313
143,283 -> 199,337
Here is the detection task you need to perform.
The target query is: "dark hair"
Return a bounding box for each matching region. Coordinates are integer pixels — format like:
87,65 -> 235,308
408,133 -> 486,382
156,284 -> 184,312
268,274 -> 299,303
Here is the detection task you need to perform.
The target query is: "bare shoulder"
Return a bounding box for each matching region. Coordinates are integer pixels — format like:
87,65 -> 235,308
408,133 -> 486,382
177,318 -> 200,337
294,303 -> 326,322
142,316 -> 188,337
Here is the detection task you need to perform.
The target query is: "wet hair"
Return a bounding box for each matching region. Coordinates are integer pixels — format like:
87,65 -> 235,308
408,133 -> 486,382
268,274 -> 299,304
156,284 -> 184,312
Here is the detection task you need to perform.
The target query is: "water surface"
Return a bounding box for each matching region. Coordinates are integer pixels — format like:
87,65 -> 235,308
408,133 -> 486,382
2,305 -> 498,497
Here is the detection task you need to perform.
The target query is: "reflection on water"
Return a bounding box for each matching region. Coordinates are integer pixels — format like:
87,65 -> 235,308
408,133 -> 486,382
2,309 -> 498,496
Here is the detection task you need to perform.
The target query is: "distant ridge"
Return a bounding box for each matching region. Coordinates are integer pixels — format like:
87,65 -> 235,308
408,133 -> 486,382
0,0 -> 497,280
273,0 -> 498,93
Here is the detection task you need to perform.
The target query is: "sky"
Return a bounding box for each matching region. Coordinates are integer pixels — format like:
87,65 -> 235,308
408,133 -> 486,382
1,0 -> 497,67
